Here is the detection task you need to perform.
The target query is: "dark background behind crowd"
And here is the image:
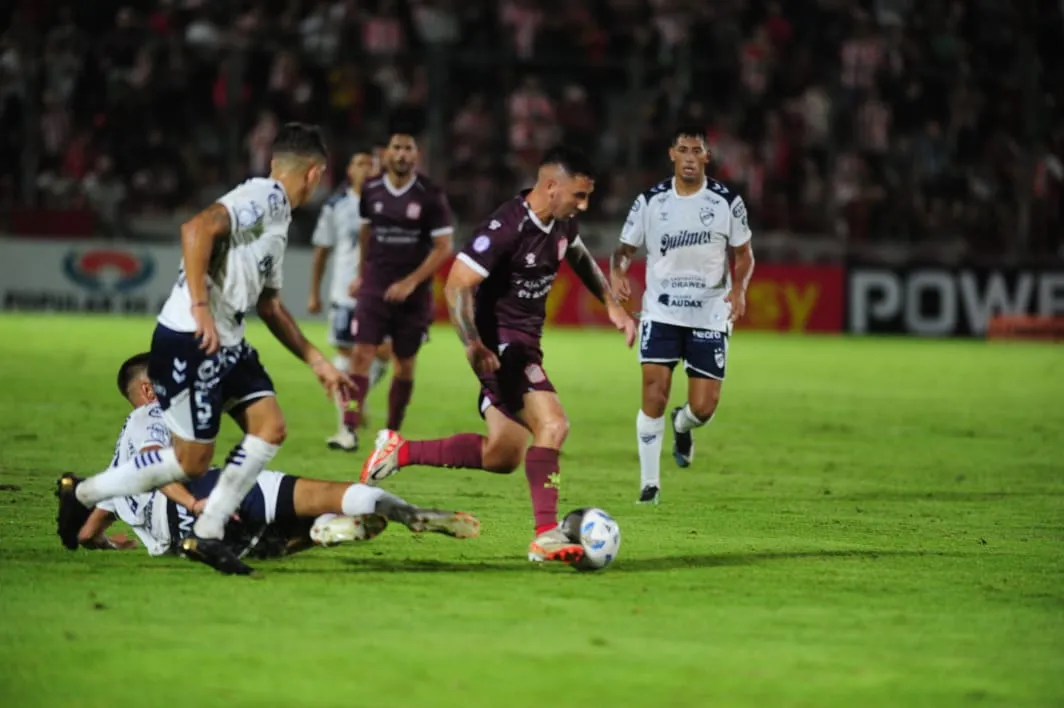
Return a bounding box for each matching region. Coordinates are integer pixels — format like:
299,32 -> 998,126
1,0 -> 1061,262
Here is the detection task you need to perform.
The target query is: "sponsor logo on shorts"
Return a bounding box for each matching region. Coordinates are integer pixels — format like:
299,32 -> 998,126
524,364 -> 546,384
62,249 -> 156,293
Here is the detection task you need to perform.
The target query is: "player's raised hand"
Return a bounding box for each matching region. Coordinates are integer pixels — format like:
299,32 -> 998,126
384,277 -> 417,303
725,287 -> 747,323
347,276 -> 362,299
192,303 -> 220,354
607,303 -> 637,348
312,358 -> 356,400
307,292 -> 322,314
465,341 -> 501,376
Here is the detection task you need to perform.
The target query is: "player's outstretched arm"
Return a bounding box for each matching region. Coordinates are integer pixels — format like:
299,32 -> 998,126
180,203 -> 231,354
609,243 -> 638,302
444,259 -> 500,374
566,238 -> 637,347
76,508 -> 136,550
257,289 -> 355,398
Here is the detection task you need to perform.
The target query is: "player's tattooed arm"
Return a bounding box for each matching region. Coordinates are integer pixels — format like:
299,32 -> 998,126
608,243 -> 638,302
444,261 -> 486,345
566,238 -> 618,306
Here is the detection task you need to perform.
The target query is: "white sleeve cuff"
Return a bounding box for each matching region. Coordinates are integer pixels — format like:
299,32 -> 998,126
456,252 -> 489,278
430,227 -> 455,238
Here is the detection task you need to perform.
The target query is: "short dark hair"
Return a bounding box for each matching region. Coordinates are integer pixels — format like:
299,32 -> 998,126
673,125 -> 707,146
272,122 -> 328,161
117,353 -> 151,398
541,145 -> 596,180
350,144 -> 376,158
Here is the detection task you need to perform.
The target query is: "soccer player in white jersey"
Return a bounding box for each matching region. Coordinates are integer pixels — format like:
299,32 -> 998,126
309,147 -> 392,451
70,353 -> 479,557
56,123 -> 355,575
610,126 -> 756,505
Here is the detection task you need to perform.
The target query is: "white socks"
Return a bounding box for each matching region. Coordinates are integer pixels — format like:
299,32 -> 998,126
76,448 -> 187,507
369,356 -> 388,388
193,435 -> 279,540
636,410 -> 665,489
674,404 -> 711,434
341,483 -> 395,516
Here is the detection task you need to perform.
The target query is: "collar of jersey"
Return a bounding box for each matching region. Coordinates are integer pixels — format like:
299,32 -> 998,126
522,200 -> 554,233
383,174 -> 416,198
671,177 -> 708,199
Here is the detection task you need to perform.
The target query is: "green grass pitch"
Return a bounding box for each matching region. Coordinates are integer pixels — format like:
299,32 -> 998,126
0,314 -> 1062,707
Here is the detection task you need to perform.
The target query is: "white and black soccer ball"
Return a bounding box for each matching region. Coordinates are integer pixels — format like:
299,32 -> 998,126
560,507 -> 621,571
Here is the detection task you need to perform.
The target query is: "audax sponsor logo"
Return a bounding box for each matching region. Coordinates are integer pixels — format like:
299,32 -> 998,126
658,294 -> 704,309
659,230 -> 713,256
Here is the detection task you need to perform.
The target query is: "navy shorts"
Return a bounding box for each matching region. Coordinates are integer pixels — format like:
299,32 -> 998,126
186,467 -> 297,526
638,320 -> 728,380
148,324 -> 275,443
328,302 -> 357,348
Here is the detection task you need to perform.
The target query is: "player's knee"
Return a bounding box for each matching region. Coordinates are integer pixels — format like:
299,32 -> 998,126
689,388 -> 721,421
642,380 -> 670,418
256,419 -> 287,446
483,441 -> 523,474
537,415 -> 570,449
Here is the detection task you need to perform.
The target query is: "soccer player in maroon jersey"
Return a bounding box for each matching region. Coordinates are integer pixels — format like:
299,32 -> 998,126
343,130 -> 454,443
359,146 -> 637,566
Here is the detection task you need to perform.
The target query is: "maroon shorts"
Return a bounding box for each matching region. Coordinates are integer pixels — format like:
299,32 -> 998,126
477,341 -> 555,425
352,291 -> 431,359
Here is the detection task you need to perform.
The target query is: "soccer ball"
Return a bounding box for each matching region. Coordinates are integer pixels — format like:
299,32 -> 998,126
560,507 -> 621,571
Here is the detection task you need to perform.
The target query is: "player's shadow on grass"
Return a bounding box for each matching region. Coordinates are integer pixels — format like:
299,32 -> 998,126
270,548 -> 955,575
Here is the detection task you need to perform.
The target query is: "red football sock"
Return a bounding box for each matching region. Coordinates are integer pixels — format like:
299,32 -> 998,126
400,434 -> 485,469
387,378 -> 414,432
342,374 -> 370,430
525,446 -> 560,535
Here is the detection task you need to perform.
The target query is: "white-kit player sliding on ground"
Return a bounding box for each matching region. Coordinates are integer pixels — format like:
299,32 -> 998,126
308,145 -> 393,451
610,125 -> 756,505
56,122 -> 355,575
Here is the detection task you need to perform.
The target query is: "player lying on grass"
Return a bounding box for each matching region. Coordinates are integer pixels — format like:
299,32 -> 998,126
65,353 -> 479,559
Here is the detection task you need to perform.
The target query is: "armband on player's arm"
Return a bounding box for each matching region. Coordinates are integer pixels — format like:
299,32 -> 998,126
179,203 -> 231,306
565,238 -> 618,307
444,258 -> 487,346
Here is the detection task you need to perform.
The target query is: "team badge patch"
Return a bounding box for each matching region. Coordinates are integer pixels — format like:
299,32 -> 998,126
715,349 -> 725,368
557,238 -> 568,261
473,235 -> 491,253
699,206 -> 715,226
406,202 -> 422,220
525,364 -> 546,384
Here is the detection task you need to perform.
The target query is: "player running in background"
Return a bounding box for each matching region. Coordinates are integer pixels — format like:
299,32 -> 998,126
309,147 -> 392,451
56,123 -> 354,575
342,129 -> 454,435
609,126 -> 755,505
70,352 -> 479,558
360,146 -> 637,566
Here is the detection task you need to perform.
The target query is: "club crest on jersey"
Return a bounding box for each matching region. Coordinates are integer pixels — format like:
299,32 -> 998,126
525,252 -> 536,267
557,238 -> 568,261
406,202 -> 422,220
373,202 -> 383,213
699,206 -> 716,226
525,364 -> 546,384
62,249 -> 156,293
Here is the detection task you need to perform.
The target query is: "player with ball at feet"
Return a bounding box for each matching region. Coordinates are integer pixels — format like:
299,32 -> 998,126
360,145 -> 637,566
610,126 -> 755,505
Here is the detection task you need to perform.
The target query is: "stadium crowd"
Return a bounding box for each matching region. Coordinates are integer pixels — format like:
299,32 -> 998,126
0,0 -> 1060,256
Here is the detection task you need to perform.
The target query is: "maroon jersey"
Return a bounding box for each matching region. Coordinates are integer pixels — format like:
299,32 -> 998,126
359,173 -> 453,295
456,194 -> 580,348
